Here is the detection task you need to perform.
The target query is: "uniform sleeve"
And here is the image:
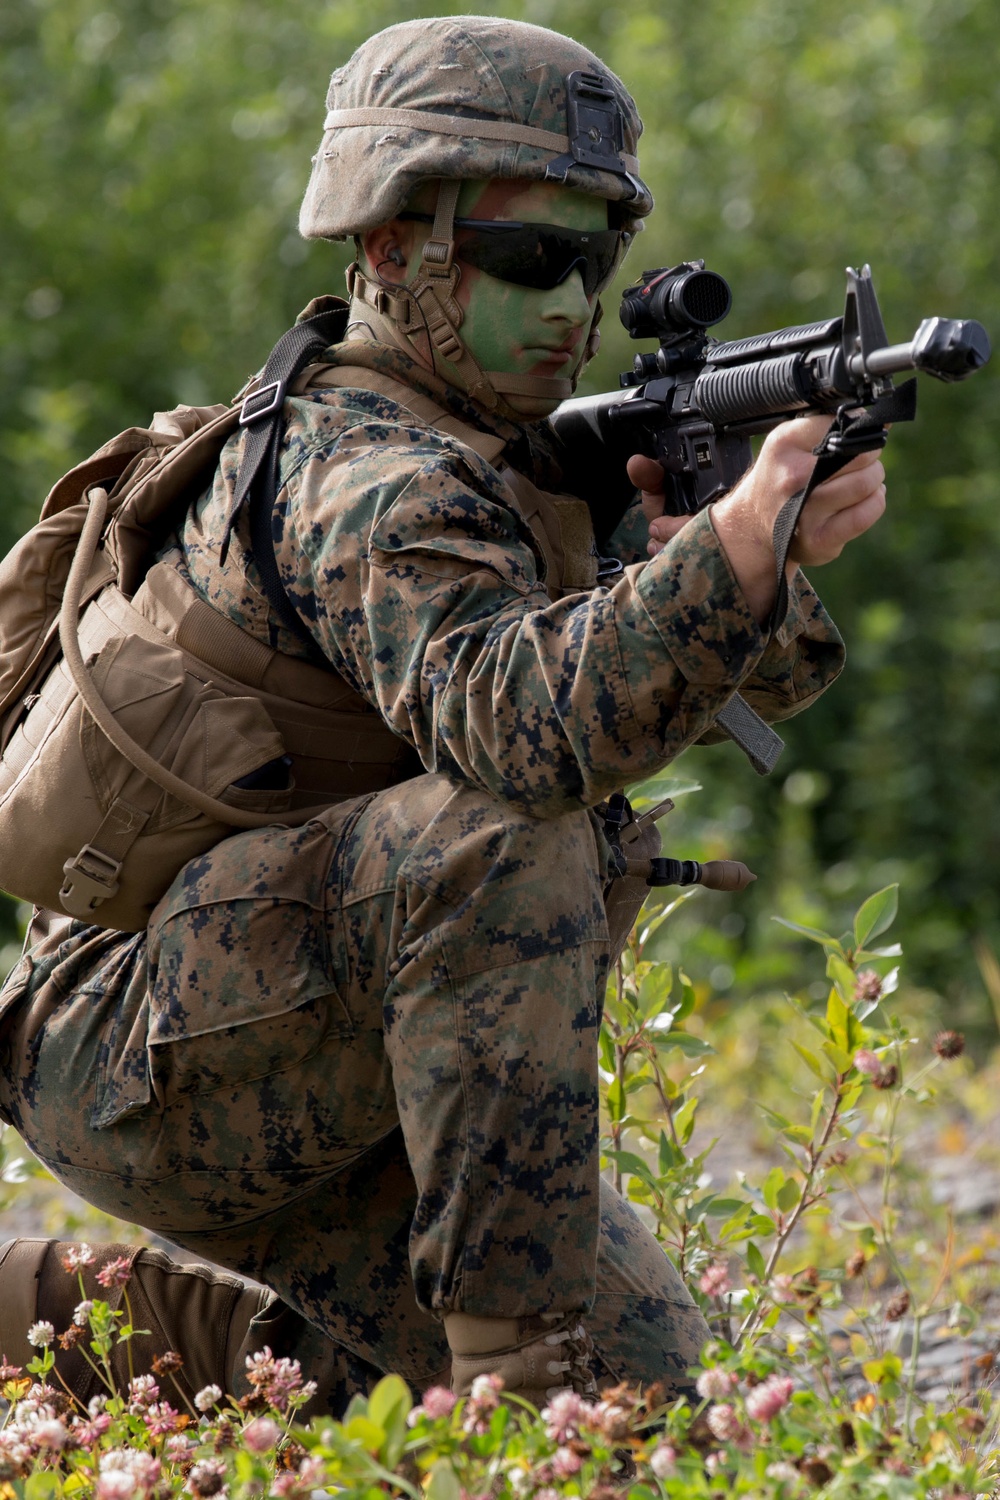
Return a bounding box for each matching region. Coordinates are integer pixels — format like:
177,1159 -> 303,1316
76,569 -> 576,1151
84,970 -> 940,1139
278,421 -> 843,818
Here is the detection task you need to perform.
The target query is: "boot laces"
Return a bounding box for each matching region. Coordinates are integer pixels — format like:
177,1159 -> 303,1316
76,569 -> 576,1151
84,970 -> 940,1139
542,1320 -> 597,1398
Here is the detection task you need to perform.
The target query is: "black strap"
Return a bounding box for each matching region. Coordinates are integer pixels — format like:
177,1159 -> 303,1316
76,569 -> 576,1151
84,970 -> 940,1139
221,304 -> 348,651
714,380 -> 918,775
768,380 -> 917,637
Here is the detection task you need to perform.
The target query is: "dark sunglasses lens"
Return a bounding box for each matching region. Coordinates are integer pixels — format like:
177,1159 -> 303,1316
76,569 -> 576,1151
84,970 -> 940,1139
457,227 -> 625,296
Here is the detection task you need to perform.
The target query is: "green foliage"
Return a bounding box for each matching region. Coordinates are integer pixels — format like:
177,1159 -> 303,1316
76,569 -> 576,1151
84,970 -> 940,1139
1,2 -> 997,983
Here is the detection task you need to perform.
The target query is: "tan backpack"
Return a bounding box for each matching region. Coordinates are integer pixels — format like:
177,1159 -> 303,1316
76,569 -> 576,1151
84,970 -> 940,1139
0,304 -> 412,933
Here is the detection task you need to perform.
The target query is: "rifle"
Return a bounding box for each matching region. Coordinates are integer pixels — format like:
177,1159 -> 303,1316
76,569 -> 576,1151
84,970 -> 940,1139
550,262 -> 990,547
550,264 -> 989,775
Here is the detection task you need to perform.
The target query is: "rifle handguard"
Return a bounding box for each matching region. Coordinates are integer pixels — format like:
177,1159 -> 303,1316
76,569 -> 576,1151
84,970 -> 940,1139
624,856 -> 756,892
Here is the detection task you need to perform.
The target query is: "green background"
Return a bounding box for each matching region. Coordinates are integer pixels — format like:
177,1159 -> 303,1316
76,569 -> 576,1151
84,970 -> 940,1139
2,0 -> 998,1029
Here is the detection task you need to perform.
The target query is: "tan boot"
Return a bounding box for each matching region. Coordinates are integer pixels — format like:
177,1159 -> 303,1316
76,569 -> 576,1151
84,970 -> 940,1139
444,1311 -> 598,1407
0,1240 -> 269,1407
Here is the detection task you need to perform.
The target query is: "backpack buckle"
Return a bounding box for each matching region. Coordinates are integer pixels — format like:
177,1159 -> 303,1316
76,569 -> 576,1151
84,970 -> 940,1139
59,846 -> 123,917
239,378 -> 286,426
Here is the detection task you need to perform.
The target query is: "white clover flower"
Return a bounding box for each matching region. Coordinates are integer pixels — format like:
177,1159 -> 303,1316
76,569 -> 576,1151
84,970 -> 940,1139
31,1418 -> 68,1451
194,1384 -> 223,1412
26,1321 -> 54,1348
73,1299 -> 95,1326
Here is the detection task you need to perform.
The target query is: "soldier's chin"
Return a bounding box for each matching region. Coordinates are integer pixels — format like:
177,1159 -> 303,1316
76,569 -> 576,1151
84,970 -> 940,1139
500,390 -> 567,420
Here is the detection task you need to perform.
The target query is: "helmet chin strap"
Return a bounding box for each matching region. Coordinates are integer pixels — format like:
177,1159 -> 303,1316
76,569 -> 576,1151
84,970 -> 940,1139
348,180 -> 592,417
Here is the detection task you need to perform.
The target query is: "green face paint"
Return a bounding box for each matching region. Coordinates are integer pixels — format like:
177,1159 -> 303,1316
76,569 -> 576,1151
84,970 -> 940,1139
407,179 -> 611,406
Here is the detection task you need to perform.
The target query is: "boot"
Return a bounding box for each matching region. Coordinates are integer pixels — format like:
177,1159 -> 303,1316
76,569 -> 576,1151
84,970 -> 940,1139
444,1311 -> 598,1407
0,1239 -> 347,1415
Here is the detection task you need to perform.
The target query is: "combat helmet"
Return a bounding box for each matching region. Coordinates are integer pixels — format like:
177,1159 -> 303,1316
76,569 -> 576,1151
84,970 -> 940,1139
298,16 -> 653,414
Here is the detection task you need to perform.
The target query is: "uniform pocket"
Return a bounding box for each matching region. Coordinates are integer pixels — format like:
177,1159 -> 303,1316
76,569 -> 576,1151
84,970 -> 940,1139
144,895 -> 353,1111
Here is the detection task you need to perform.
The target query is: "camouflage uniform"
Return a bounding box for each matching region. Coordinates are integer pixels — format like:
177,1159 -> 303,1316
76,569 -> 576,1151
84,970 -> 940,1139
0,16 -> 845,1404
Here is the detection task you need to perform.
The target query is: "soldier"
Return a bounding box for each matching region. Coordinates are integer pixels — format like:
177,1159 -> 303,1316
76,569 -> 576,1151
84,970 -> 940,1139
0,17 -> 884,1414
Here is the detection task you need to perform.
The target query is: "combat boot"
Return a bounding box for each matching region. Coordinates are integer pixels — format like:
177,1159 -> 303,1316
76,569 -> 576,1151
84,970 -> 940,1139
444,1311 -> 598,1407
0,1239 -> 342,1414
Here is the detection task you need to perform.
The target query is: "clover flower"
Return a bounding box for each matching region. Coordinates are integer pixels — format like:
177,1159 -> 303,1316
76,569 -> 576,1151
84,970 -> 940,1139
185,1458 -> 227,1498
542,1389 -> 584,1442
461,1372 -> 502,1434
242,1416 -> 281,1453
408,1385 -> 457,1425
650,1442 -> 678,1478
31,1418 -> 69,1451
96,1469 -> 137,1500
73,1299 -> 94,1326
552,1446 -> 583,1479
72,1412 -> 112,1447
853,1049 -> 881,1077
699,1263 -> 732,1298
127,1375 -> 160,1414
144,1401 -> 182,1437
26,1322 -> 54,1348
195,1384 -> 223,1413
934,1030 -> 965,1059
696,1367 -> 736,1401
854,970 -> 882,1003
95,1257 -> 133,1290
58,1244 -> 95,1273
746,1375 -> 794,1422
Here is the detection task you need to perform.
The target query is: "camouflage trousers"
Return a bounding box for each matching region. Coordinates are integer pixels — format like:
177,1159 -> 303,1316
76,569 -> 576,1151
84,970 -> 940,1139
0,773 -> 708,1393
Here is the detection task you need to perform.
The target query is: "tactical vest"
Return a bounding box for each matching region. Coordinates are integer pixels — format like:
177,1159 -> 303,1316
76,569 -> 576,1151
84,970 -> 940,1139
0,333 -> 602,933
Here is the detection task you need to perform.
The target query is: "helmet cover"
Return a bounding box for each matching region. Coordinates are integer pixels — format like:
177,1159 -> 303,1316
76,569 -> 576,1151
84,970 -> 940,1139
299,15 -> 653,240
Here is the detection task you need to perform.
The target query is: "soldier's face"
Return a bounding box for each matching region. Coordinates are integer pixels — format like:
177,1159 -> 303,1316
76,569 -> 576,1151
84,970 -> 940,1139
402,178 -> 610,411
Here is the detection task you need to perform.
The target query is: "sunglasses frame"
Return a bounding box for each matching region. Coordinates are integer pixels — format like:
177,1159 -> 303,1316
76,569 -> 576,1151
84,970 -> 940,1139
397,212 -> 632,297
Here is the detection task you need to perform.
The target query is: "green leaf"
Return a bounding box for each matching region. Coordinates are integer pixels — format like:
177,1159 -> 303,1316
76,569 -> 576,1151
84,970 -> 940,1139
862,1352 -> 903,1385
673,1095 -> 698,1144
772,916 -> 845,955
654,1032 -> 714,1057
825,986 -> 851,1045
658,1130 -> 684,1174
821,1039 -> 855,1075
25,1476 -> 61,1500
604,1148 -> 654,1183
345,1414 -> 386,1452
605,1077 -> 625,1122
638,963 -> 673,1019
426,1461 -> 462,1500
853,885 -> 899,949
790,1041 -> 826,1080
776,1177 -> 801,1212
700,1196 -> 748,1217
368,1373 -> 411,1432
746,1241 -> 767,1281
826,952 -> 857,1005
762,1166 -> 786,1209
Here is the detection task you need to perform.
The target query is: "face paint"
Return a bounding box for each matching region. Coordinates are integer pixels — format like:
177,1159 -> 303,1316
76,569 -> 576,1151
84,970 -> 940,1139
404,179 -> 610,410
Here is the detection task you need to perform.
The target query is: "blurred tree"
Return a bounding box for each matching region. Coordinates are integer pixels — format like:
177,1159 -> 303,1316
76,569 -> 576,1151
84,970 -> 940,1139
1,0 -> 997,1020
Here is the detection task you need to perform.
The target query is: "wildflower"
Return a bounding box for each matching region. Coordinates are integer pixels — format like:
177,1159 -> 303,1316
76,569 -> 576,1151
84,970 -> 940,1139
770,1274 -> 795,1301
825,1148 -> 849,1167
766,1460 -> 800,1484
73,1299 -> 94,1325
27,1321 -> 54,1348
853,1049 -> 881,1077
128,1375 -> 160,1413
844,1248 -> 866,1278
800,1457 -> 834,1486
420,1384 -> 457,1419
649,1443 -> 677,1478
462,1372 -> 502,1434
704,1451 -> 726,1475
542,1388 -> 584,1442
95,1256 -> 133,1289
97,1470 -> 138,1500
0,1358 -> 23,1380
145,1401 -> 182,1437
185,1458 -> 227,1498
934,1030 -> 965,1059
153,1351 -> 184,1376
706,1403 -> 742,1442
72,1412 -> 113,1446
797,1266 -> 820,1289
58,1243 -> 95,1273
32,1417 -> 69,1450
696,1367 -> 736,1401
746,1375 -> 794,1422
854,970 -> 882,1003
885,1290 -> 910,1322
195,1384 -> 223,1412
552,1447 -> 582,1479
58,1324 -> 86,1350
699,1263 -> 732,1298
873,1063 -> 898,1090
164,1434 -> 197,1463
243,1416 -> 281,1453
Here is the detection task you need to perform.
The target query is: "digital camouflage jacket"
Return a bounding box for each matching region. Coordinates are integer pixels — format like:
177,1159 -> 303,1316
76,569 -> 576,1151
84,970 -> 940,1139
166,331 -> 845,819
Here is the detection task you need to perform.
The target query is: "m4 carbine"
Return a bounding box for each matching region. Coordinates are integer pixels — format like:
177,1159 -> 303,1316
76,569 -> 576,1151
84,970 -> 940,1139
550,262 -> 990,548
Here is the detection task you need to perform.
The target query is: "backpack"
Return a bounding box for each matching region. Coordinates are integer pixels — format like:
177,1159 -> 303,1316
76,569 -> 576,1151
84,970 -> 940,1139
0,303 -> 412,933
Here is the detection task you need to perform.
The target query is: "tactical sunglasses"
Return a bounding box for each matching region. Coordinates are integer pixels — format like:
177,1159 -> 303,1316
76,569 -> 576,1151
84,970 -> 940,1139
398,214 -> 632,298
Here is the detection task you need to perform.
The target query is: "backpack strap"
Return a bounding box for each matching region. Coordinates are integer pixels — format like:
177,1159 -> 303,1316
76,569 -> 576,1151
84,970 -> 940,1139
218,305 -> 349,654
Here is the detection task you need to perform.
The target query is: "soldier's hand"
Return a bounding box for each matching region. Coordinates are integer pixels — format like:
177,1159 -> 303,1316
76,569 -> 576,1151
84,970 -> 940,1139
626,453 -> 690,554
638,417 -> 885,623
